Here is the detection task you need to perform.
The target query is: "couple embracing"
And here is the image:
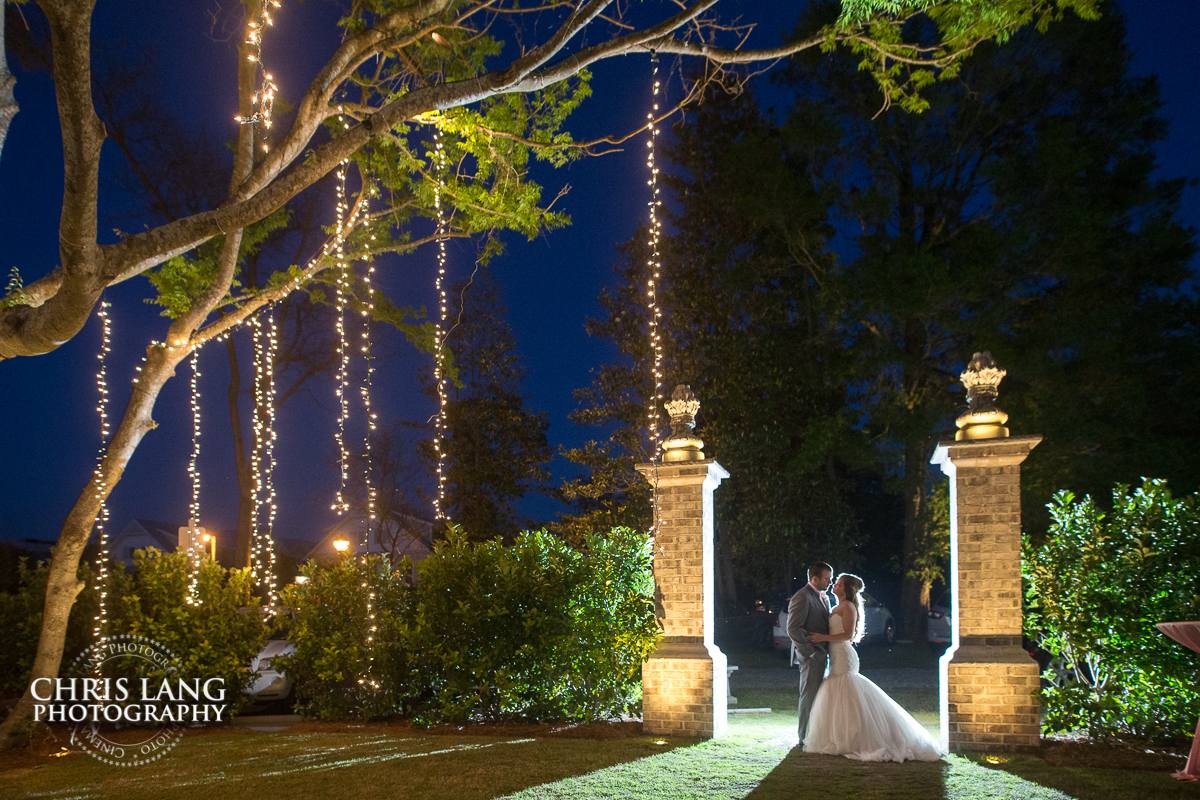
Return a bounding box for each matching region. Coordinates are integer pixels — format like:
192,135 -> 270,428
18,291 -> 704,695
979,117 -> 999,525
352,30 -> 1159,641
787,561 -> 941,762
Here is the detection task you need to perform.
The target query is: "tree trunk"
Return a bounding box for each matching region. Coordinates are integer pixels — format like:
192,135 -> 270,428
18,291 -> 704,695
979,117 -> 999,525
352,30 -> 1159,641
0,339 -> 190,745
0,5 -> 18,159
898,436 -> 931,641
227,335 -> 254,568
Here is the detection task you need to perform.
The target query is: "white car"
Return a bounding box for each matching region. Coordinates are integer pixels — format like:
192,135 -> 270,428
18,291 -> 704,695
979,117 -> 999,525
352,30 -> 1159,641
772,592 -> 896,658
248,636 -> 296,703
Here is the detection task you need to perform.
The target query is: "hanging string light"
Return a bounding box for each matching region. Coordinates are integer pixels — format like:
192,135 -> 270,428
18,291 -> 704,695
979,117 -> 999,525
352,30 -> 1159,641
332,160 -> 352,517
358,188 -> 378,690
359,228 -> 376,550
431,126 -> 450,522
234,0 -> 282,153
643,53 -> 665,537
250,312 -> 279,612
91,300 -> 112,651
186,348 -> 204,605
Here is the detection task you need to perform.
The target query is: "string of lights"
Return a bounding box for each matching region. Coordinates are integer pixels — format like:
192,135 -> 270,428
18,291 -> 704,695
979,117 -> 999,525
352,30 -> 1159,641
332,160 -> 352,517
91,300 -> 112,652
234,0 -> 282,154
186,348 -> 203,605
644,55 -> 665,537
250,312 -> 280,611
358,186 -> 378,690
431,126 -> 450,522
359,224 -> 376,550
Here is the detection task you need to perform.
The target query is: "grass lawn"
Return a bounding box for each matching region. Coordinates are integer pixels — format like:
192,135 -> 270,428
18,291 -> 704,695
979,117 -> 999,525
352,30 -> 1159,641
1,685 -> 1188,800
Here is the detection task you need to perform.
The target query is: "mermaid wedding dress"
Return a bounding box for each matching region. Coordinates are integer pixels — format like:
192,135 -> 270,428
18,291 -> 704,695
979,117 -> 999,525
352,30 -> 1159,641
802,613 -> 942,762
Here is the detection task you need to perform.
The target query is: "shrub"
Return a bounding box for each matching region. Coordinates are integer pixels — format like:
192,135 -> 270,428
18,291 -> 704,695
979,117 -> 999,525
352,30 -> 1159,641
279,527 -> 658,723
1024,479 -> 1200,742
277,554 -> 412,721
107,549 -> 271,714
0,556 -> 98,697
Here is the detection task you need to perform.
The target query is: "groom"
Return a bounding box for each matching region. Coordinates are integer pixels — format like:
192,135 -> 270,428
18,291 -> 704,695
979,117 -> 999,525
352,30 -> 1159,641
787,560 -> 833,742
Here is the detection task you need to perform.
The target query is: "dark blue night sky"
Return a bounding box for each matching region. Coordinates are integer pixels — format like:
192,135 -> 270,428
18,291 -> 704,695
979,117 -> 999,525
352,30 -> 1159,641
1,1 -> 1196,552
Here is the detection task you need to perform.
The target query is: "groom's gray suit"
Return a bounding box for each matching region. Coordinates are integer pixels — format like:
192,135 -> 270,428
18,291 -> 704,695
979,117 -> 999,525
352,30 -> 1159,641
787,582 -> 831,741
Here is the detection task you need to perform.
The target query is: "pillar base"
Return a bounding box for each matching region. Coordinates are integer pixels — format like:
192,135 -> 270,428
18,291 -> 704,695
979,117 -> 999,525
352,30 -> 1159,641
642,638 -> 727,739
942,645 -> 1041,753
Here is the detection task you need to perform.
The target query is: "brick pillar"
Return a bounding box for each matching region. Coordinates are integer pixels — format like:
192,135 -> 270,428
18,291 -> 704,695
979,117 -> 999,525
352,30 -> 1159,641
929,352 -> 1042,753
635,385 -> 729,739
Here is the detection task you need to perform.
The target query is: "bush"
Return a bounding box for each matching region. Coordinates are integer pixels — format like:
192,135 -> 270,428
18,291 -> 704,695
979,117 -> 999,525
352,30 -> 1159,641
279,527 -> 658,723
1024,479 -> 1200,742
107,549 -> 272,714
0,556 -> 98,697
277,554 -> 412,721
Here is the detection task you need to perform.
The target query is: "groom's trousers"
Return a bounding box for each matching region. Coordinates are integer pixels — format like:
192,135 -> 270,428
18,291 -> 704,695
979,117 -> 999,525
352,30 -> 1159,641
796,651 -> 827,742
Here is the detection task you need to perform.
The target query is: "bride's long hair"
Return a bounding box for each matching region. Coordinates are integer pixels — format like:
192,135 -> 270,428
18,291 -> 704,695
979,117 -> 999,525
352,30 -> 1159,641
839,573 -> 866,643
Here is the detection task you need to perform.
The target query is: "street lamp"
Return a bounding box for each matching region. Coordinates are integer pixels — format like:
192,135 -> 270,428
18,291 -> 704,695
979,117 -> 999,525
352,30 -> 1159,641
201,532 -> 216,561
333,538 -> 350,553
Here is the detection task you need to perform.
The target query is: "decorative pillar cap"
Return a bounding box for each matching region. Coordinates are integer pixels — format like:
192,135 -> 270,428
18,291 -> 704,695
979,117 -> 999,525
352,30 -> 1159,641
956,351 -> 1010,441
661,384 -> 705,462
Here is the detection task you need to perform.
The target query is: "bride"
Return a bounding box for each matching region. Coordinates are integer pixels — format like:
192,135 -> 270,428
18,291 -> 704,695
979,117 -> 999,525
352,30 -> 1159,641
803,573 -> 942,762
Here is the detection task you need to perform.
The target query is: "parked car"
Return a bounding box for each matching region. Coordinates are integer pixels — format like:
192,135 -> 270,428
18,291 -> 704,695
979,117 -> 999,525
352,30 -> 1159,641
248,632 -> 296,703
772,591 -> 896,659
927,590 -> 952,656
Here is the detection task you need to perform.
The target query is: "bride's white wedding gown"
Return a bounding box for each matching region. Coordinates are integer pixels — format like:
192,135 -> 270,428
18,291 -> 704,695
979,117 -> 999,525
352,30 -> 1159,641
802,613 -> 942,762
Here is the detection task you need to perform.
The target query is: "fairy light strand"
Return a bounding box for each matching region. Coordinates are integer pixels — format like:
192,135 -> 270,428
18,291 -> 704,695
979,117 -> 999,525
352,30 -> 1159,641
186,348 -> 203,605
250,313 -> 280,612
234,0 -> 282,153
644,55 -> 665,537
359,186 -> 378,690
91,300 -> 112,652
332,161 -> 352,516
432,126 -> 450,522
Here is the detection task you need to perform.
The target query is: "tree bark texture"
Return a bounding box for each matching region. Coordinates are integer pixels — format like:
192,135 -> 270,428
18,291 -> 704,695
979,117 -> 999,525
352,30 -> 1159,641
0,4 -> 18,159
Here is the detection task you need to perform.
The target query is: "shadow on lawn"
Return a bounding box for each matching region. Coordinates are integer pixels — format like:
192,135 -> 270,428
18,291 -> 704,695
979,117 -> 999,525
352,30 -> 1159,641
743,750 -> 951,800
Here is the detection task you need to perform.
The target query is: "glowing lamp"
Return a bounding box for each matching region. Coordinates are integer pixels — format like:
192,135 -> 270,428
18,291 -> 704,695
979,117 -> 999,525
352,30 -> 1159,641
202,532 -> 217,560
333,538 -> 350,553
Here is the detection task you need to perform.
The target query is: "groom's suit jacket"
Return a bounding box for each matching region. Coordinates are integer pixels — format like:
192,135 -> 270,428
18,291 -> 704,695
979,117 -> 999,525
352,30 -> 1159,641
787,583 -> 831,662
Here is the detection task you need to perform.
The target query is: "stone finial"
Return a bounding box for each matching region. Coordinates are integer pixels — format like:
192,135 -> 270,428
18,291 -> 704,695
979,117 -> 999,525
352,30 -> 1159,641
661,384 -> 705,462
955,351 -> 1010,441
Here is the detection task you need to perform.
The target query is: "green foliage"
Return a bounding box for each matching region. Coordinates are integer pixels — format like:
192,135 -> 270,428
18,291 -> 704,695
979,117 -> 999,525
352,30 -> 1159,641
908,479 -> 950,586
832,0 -> 1102,113
277,554 -> 412,721
107,549 -> 272,714
0,556 -> 98,697
1024,480 -> 1200,741
144,208 -> 289,318
279,527 -> 658,723
1,266 -> 31,308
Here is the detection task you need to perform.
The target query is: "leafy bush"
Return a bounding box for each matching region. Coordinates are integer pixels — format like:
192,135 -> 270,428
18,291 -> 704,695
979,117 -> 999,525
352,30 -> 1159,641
279,527 -> 658,723
1024,480 -> 1200,741
107,549 -> 272,714
277,554 -> 412,721
0,556 -> 98,697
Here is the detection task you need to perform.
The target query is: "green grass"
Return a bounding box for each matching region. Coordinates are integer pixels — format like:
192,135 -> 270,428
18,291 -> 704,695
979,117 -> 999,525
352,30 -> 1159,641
1,692 -> 1186,800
